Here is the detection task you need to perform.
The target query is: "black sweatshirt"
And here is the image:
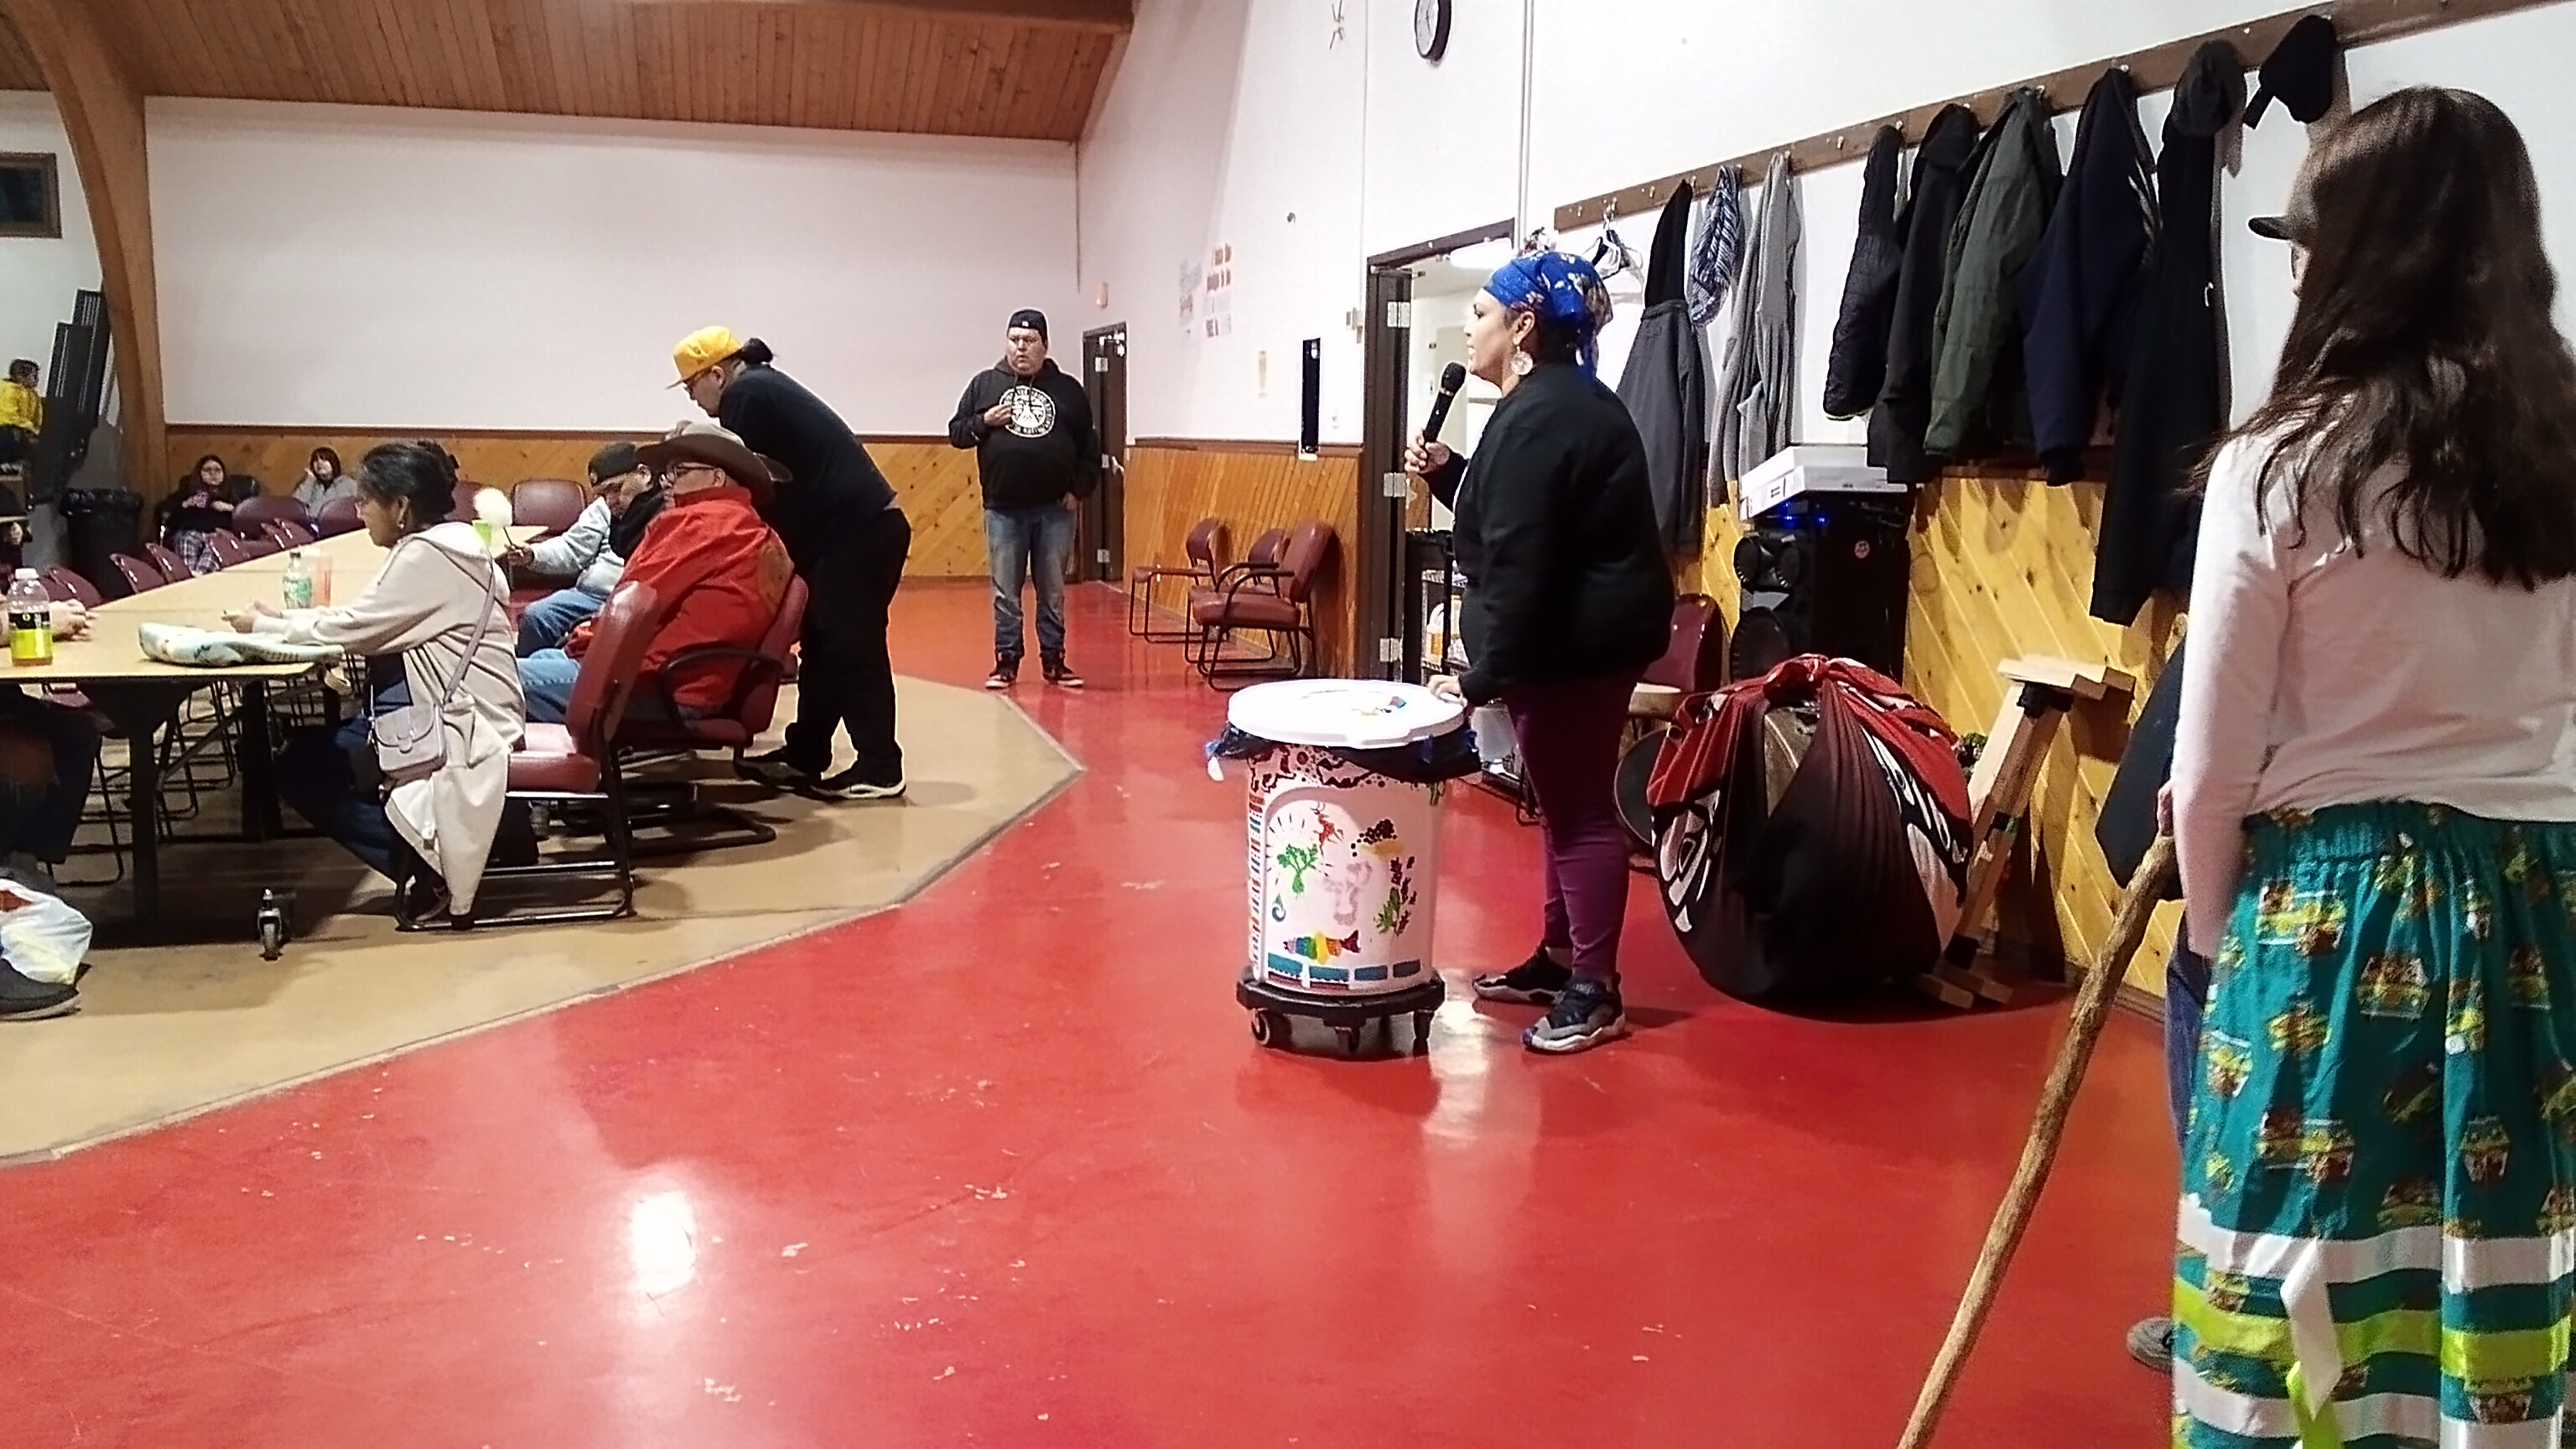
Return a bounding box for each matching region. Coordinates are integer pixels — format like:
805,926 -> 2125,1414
716,364 -> 897,569
1426,363 -> 1675,706
947,359 -> 1098,511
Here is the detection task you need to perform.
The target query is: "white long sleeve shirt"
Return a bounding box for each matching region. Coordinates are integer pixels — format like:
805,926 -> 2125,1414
2172,435 -> 2576,956
525,496 -> 624,598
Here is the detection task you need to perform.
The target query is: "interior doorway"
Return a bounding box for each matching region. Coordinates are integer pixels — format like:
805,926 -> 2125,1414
1355,221 -> 1516,682
1079,324 -> 1129,584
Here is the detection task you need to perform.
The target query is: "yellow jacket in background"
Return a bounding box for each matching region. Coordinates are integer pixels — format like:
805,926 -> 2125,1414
0,381 -> 39,436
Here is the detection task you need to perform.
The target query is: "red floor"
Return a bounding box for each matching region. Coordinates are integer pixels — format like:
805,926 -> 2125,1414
0,584 -> 2176,1448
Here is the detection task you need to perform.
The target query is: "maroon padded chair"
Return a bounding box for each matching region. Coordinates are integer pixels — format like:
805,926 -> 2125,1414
232,495 -> 310,535
265,520 -> 319,548
612,578 -> 811,854
146,542 -> 195,579
1191,521 -> 1334,688
1129,517 -> 1227,641
112,554 -> 167,595
205,531 -> 255,569
41,566 -> 103,610
414,580 -> 663,930
510,478 -> 589,537
314,498 -> 363,538
1188,527 -> 1285,621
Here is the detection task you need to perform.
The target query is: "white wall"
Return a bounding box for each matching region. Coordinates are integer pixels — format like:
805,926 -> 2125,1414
0,91 -> 101,385
148,99 -> 1079,434
1083,0 -> 2576,448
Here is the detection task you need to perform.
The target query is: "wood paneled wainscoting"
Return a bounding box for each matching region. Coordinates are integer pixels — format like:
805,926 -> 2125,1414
1122,441 -> 1361,678
1690,474 -> 2186,998
161,427 -> 993,578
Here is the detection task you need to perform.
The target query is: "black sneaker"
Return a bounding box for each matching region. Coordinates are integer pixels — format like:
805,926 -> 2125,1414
1472,946 -> 1573,1005
740,747 -> 823,789
985,655 -> 1021,691
817,767 -> 906,802
0,960 -> 79,1022
1041,656 -> 1084,689
1524,976 -> 1630,1055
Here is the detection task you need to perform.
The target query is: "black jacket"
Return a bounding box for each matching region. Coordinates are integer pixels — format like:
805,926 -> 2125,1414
715,364 -> 898,570
947,359 -> 1098,512
1822,126 -> 1908,419
606,484 -> 668,561
1927,87 -> 2063,460
2092,41 -> 2245,626
1614,182 -> 1711,558
1424,364 -> 1675,706
1869,105 -> 1982,485
157,472 -> 256,539
2018,68 -> 2156,483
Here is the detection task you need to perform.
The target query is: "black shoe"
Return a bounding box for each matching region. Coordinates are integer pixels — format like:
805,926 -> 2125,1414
1524,976 -> 1631,1055
817,767 -> 906,802
1041,656 -> 1084,689
1,960 -> 78,1021
985,655 -> 1021,691
1472,947 -> 1573,1005
2126,1317 -> 2175,1373
740,747 -> 823,789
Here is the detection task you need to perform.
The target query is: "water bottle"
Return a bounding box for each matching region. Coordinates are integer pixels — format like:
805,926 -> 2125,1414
282,549 -> 314,610
8,569 -> 52,667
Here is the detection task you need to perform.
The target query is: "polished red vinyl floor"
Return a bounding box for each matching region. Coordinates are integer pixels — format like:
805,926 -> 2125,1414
0,584 -> 2177,1448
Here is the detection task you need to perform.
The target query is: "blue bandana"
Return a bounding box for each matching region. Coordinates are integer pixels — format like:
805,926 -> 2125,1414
1485,252 -> 1607,375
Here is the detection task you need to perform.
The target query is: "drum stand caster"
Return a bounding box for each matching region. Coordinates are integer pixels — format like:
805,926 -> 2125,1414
257,888 -> 296,961
1235,968 -> 1446,1058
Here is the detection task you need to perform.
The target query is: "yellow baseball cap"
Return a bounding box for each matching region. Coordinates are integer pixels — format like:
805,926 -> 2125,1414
670,325 -> 742,387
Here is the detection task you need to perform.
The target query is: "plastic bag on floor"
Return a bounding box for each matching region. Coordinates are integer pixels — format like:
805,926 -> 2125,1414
0,875 -> 91,985
1204,723 -> 1483,787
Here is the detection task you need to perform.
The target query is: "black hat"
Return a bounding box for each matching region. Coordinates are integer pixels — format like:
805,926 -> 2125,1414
586,440 -> 639,485
2247,15 -> 2340,128
2247,215 -> 2298,242
1007,309 -> 1049,340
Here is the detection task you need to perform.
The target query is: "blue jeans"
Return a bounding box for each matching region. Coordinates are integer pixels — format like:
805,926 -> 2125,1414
278,673 -> 413,881
517,587 -> 605,657
2164,923 -> 2211,1146
0,687 -> 100,864
519,651 -> 579,725
985,503 -> 1074,661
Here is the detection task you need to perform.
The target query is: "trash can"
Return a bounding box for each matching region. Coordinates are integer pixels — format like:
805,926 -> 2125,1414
59,486 -> 144,599
1208,679 -> 1476,1055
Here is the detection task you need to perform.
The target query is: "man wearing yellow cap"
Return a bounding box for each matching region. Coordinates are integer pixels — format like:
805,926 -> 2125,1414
668,327 -> 910,800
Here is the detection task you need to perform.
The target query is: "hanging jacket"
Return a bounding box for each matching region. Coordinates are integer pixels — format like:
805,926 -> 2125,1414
2018,69 -> 2157,484
1686,167 -> 1745,330
1822,127 -> 1909,419
1616,182 -> 1711,558
2091,41 -> 2245,626
1869,106 -> 1982,485
1713,152 -> 1800,488
1927,88 -> 2063,460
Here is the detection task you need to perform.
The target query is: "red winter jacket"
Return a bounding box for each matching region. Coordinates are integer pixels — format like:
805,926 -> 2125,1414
569,484 -> 791,714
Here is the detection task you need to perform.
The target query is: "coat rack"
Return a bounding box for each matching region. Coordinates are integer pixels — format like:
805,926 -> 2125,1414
1551,0 -> 2564,233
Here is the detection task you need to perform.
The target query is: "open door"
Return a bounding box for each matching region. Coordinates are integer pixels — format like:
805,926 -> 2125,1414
1079,325 -> 1129,583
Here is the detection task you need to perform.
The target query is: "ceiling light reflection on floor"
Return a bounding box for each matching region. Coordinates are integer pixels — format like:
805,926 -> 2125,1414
628,1190 -> 699,1301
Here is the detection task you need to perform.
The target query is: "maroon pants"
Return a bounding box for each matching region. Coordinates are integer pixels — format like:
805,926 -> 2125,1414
1505,672 -> 1640,984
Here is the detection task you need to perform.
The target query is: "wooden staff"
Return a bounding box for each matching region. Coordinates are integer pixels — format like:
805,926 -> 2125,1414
1896,834 -> 2179,1448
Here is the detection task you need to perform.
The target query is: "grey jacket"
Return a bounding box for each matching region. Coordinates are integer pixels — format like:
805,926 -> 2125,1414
1713,151 -> 1800,486
1927,88 -> 2063,459
525,496 -> 626,599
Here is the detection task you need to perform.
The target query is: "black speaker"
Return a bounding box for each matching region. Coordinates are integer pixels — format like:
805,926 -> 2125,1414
1732,500 -> 1910,681
1298,338 -> 1322,457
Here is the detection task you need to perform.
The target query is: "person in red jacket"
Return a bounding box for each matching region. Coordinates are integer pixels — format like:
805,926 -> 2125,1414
517,423 -> 792,725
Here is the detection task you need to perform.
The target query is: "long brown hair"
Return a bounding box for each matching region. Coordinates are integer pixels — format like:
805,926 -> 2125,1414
2215,86 -> 2576,586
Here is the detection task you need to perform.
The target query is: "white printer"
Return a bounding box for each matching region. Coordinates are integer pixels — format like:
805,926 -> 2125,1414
1737,444 -> 1908,520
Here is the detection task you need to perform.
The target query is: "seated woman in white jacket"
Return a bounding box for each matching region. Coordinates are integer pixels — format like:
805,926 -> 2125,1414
229,441 -> 528,921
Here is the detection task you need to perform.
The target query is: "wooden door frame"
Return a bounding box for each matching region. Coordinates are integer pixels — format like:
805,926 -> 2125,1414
1355,219 -> 1515,681
1080,323 -> 1129,584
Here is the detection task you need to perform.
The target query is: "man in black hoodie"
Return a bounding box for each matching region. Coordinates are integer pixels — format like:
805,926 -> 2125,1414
948,309 -> 1097,690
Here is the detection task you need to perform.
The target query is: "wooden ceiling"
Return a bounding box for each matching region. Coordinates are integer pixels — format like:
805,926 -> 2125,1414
0,13 -> 39,91
0,0 -> 1129,142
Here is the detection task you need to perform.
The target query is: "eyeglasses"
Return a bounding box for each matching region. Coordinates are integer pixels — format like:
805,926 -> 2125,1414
667,463 -> 721,482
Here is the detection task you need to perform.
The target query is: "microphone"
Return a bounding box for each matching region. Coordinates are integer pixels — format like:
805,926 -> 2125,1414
1422,362 -> 1467,444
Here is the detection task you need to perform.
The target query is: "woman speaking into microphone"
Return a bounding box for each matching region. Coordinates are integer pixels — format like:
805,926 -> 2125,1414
1406,251 -> 1674,1055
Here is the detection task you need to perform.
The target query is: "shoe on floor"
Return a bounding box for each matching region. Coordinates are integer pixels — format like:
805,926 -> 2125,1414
740,748 -> 823,789
817,767 -> 906,802
1041,656 -> 1084,689
0,960 -> 79,1022
985,655 -> 1021,691
1524,975 -> 1630,1054
1472,946 -> 1572,1005
2126,1316 -> 2175,1373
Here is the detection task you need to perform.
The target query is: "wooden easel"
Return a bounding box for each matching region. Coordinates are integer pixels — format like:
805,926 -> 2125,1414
1918,656 -> 2137,1010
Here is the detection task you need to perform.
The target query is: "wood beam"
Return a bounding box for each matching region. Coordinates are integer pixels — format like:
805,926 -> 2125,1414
671,0 -> 1133,33
0,0 -> 163,494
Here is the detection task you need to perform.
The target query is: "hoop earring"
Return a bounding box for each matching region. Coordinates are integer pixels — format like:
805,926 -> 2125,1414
1509,350 -> 1535,378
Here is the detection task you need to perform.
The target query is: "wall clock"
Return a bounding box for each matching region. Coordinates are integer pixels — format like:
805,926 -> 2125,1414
1415,0 -> 1452,62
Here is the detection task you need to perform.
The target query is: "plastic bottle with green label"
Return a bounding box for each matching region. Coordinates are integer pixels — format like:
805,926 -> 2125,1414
8,568 -> 53,667
282,550 -> 314,610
